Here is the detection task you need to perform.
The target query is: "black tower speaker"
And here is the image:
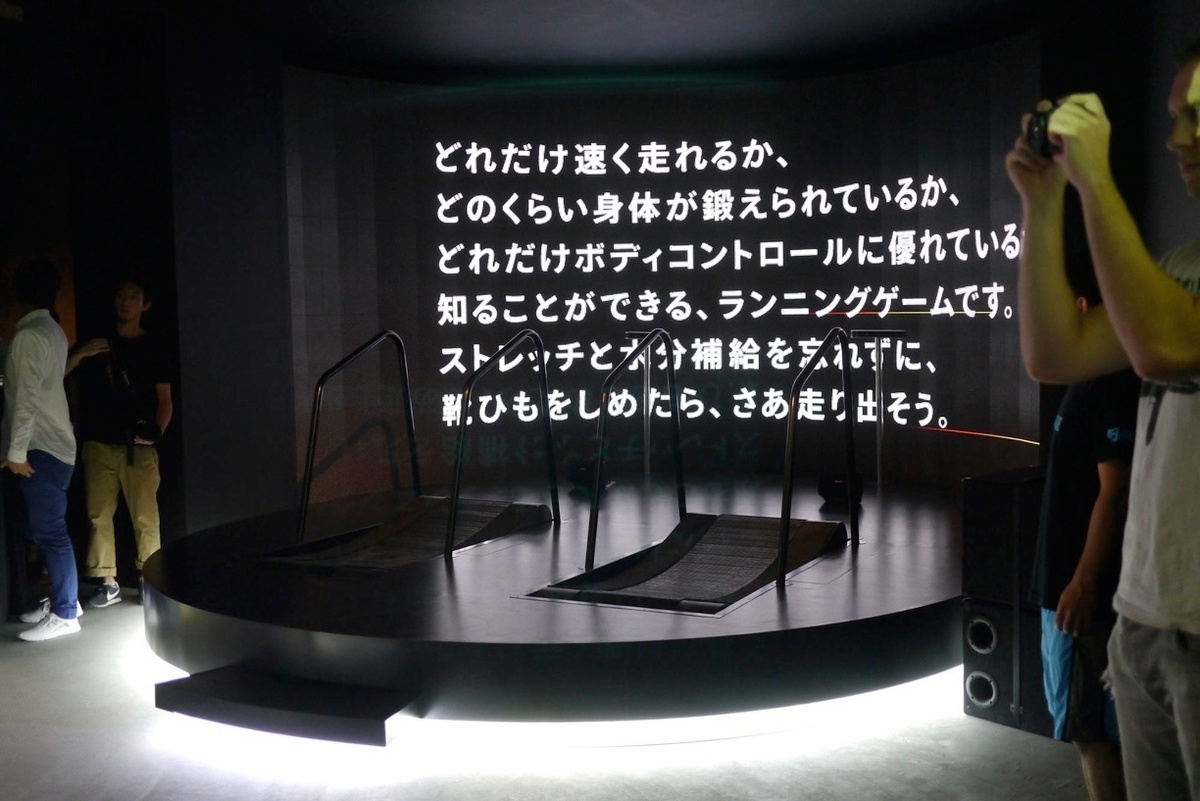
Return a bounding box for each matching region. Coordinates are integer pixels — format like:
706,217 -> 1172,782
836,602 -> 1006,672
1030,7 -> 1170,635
961,466 -> 1044,608
962,597 -> 1054,737
961,467 -> 1053,737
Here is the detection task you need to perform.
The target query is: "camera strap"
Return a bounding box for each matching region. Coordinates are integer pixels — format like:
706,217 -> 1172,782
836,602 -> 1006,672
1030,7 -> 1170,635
105,343 -> 155,464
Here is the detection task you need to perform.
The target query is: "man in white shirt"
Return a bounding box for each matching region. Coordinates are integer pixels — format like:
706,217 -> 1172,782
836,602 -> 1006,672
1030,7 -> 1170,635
1006,41 -> 1200,801
2,259 -> 80,641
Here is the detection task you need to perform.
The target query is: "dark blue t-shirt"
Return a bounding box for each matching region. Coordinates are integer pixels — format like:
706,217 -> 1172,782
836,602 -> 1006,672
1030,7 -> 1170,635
1028,368 -> 1140,618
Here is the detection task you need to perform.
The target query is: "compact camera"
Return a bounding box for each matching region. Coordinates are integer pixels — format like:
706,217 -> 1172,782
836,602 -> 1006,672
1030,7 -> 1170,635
132,419 -> 161,445
1026,108 -> 1058,158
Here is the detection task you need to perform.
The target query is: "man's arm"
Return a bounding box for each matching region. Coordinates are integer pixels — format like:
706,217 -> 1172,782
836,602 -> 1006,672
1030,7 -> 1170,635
1052,93 -> 1200,380
1078,178 -> 1200,379
65,337 -> 110,376
1006,123 -> 1129,383
2,331 -> 48,475
1054,458 -> 1130,636
132,383 -> 171,446
155,382 -> 172,435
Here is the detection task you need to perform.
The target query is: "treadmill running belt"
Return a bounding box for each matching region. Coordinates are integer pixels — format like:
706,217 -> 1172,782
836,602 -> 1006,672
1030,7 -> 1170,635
533,514 -> 846,612
261,497 -> 548,571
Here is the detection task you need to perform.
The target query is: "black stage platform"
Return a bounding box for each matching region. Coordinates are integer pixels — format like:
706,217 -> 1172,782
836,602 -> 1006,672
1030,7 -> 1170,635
145,474 -> 963,739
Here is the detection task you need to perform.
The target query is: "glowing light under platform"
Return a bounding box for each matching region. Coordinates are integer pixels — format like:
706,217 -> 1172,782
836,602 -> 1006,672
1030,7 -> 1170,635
129,601 -> 964,789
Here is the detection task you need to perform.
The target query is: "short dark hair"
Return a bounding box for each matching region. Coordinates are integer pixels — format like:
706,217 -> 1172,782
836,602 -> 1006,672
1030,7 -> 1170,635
115,277 -> 152,304
12,259 -> 61,310
1179,37 -> 1200,66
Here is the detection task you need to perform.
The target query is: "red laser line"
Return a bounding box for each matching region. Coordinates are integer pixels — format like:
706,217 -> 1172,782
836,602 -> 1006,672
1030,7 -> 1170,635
914,426 -> 1039,447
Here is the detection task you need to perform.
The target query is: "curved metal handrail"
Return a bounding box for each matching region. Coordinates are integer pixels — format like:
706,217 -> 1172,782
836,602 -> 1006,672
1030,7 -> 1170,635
297,330 -> 421,545
585,328 -> 686,571
777,327 -> 860,585
445,328 -> 561,559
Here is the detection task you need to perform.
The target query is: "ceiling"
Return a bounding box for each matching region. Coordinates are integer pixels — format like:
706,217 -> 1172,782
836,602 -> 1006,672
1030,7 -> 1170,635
163,0 -> 1038,78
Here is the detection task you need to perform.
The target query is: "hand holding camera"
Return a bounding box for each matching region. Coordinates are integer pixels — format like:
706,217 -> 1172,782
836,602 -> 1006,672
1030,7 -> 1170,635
1027,94 -> 1114,190
1005,102 -> 1069,202
1026,107 -> 1059,159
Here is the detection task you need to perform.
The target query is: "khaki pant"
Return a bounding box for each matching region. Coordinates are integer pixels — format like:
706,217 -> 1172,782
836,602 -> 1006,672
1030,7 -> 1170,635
1108,615 -> 1200,801
82,440 -> 161,578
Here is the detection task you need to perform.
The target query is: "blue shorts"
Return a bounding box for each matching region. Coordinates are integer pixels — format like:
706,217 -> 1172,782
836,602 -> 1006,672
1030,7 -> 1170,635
1040,608 -> 1119,743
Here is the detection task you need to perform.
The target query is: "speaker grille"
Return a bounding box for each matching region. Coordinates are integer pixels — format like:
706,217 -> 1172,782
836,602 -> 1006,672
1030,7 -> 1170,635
961,597 -> 1054,737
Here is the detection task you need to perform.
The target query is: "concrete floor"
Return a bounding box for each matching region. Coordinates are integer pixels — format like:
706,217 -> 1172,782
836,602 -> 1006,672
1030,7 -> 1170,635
0,591 -> 1092,801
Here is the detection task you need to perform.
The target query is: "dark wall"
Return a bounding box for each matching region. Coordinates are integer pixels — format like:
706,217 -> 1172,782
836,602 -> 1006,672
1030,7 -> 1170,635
160,7 -> 1200,530
9,3 -> 1195,540
1038,4 -> 1155,246
1,3 -> 185,546
3,3 -> 295,546
165,26 -> 297,532
69,10 -> 184,544
284,40 -> 1044,494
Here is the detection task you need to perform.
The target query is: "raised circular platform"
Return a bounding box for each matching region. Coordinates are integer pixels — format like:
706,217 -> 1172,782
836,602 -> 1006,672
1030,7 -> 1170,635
144,475 -> 962,724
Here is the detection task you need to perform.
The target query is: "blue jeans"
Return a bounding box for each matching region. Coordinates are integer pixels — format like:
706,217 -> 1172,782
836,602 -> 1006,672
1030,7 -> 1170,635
18,450 -> 77,619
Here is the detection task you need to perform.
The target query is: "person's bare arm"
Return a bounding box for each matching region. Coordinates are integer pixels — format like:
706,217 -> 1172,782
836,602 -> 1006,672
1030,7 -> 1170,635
1055,458 -> 1130,636
1052,93 -> 1200,380
155,382 -> 172,435
1006,118 -> 1129,383
65,338 -> 110,376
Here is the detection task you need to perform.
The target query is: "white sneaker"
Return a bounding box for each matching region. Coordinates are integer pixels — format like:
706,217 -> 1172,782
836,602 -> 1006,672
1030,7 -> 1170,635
18,598 -> 84,624
18,612 -> 81,642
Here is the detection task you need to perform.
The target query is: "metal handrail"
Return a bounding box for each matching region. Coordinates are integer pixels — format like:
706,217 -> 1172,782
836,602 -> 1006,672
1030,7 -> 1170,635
445,328 -> 561,559
297,330 -> 421,545
777,327 -> 860,585
585,328 -> 686,571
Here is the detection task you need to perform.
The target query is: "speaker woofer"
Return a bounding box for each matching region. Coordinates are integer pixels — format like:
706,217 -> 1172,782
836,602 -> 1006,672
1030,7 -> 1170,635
965,670 -> 999,709
966,615 -> 998,655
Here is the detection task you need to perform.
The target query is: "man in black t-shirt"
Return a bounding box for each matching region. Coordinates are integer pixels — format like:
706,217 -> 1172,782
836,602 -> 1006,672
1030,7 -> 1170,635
1028,290 -> 1139,801
67,279 -> 172,608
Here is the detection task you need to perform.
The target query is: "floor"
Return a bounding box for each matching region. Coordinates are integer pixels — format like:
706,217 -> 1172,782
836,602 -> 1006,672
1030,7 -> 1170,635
1,591 -> 1091,801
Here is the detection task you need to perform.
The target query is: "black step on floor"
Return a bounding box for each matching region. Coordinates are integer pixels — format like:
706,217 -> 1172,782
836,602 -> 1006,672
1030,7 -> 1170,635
156,665 -> 419,745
